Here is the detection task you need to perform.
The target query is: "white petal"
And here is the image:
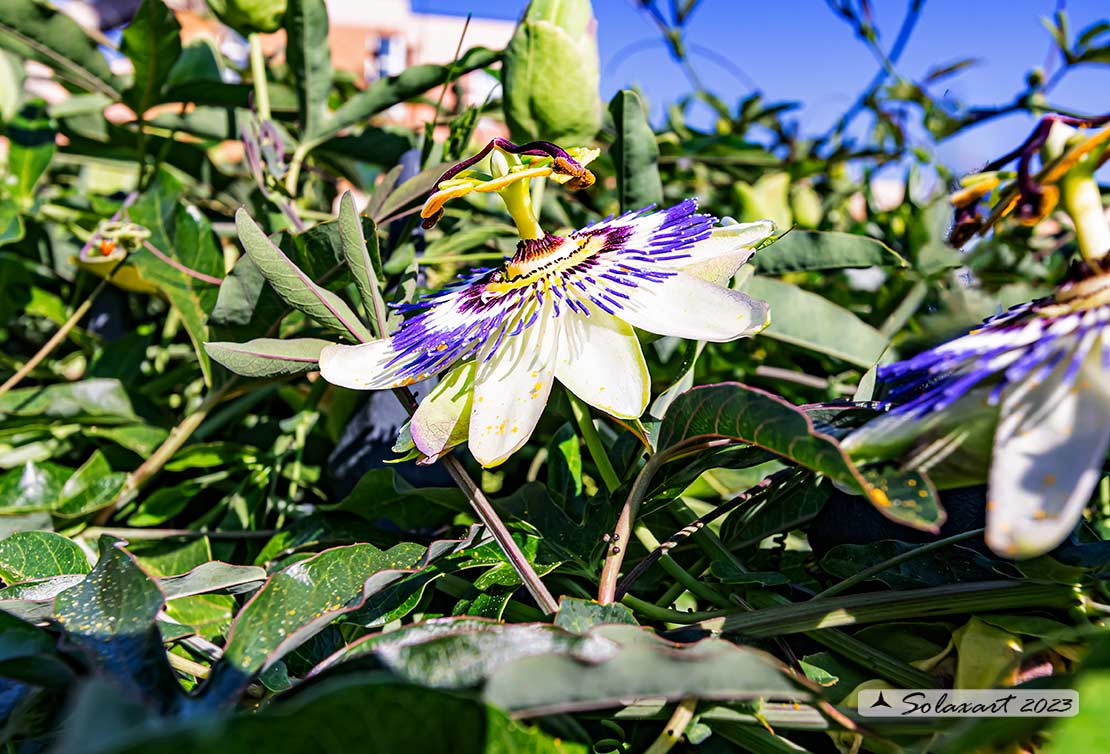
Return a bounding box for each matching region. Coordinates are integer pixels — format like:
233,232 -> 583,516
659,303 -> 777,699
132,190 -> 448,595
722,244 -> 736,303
673,219 -> 775,285
410,361 -> 474,459
617,270 -> 770,342
986,339 -> 1110,558
319,339 -> 406,390
468,302 -> 559,467
555,305 -> 649,419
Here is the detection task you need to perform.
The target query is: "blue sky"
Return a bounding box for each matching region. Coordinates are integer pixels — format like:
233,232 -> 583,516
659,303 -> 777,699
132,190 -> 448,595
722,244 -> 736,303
412,0 -> 1109,174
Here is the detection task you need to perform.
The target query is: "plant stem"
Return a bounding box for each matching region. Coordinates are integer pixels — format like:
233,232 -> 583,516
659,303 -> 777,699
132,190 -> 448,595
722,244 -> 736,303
568,392 -> 620,494
0,277 -> 108,398
707,581 -> 1077,637
285,143 -> 311,195
442,452 -> 559,615
1061,169 -> 1110,262
632,523 -> 731,608
390,387 -> 558,615
248,34 -> 271,122
619,593 -> 729,623
811,527 -> 985,600
643,699 -> 697,754
597,437 -> 731,604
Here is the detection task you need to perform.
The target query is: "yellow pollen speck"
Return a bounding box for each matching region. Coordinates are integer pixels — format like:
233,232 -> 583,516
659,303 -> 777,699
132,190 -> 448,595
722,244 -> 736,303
533,382 -> 543,392
436,343 -> 448,351
870,488 -> 891,507
906,479 -> 917,487
918,490 -> 928,498
1043,473 -> 1057,487
1033,510 -> 1048,520
986,500 -> 996,510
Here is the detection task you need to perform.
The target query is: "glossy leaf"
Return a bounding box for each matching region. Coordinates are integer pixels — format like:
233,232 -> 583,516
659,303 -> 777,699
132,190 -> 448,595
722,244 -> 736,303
203,542 -> 425,702
53,539 -> 179,702
0,531 -> 89,582
484,624 -> 808,715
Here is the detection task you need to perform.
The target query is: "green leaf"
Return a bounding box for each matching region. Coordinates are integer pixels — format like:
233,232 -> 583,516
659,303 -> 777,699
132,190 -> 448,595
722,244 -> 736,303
754,231 -> 907,274
283,0 -> 332,140
205,338 -> 331,377
54,539 -> 178,700
337,191 -> 384,335
126,174 -> 224,383
55,451 -> 128,520
820,540 -> 1002,590
327,47 -> 500,145
554,597 -> 637,632
0,531 -> 89,582
119,0 -> 182,115
0,461 -> 69,512
659,383 -> 944,532
371,161 -> 447,224
608,89 -> 662,212
205,542 -> 425,701
0,0 -> 120,98
484,625 -> 808,715
159,561 -> 267,599
326,618 -> 614,688
0,379 -> 136,422
234,209 -> 372,342
326,468 -> 465,530
6,103 -> 55,202
743,276 -> 890,368
0,610 -> 75,687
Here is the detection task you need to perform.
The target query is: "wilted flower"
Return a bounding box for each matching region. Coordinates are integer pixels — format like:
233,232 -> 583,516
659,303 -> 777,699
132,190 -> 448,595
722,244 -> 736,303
848,118 -> 1110,558
321,141 -> 773,467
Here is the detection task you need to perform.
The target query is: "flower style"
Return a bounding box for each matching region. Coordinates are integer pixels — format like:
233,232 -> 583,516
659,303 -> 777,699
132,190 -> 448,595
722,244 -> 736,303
320,141 -> 773,467
848,118 -> 1110,559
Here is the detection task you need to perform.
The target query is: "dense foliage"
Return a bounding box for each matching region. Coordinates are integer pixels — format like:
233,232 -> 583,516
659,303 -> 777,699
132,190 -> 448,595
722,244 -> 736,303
0,0 -> 1109,751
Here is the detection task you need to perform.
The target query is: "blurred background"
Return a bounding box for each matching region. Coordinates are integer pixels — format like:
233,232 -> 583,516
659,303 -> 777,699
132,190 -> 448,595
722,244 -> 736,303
61,0 -> 1108,176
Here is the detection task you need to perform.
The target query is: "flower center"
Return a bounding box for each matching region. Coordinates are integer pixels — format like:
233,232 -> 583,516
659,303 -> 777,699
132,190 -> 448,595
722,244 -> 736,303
1051,270 -> 1110,311
496,233 -> 610,291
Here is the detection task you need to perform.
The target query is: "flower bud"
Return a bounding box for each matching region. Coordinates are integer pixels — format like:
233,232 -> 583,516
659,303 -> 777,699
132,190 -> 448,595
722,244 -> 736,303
206,0 -> 287,35
502,0 -> 602,145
